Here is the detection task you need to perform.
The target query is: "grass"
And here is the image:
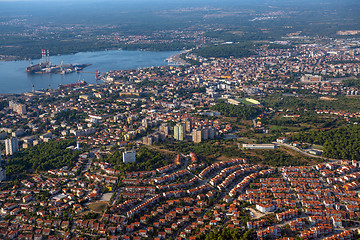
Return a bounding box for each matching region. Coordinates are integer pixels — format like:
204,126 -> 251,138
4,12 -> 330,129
270,125 -> 288,131
312,144 -> 324,150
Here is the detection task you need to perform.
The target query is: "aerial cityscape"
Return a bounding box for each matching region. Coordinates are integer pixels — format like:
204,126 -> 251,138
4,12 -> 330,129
1,0 -> 360,239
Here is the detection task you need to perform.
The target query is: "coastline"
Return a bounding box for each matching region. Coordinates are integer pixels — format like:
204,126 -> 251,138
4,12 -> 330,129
0,48 -> 187,63
166,50 -> 191,66
0,49 -> 181,94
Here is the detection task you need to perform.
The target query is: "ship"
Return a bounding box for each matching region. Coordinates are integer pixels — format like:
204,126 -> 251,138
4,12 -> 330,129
25,49 -> 91,74
26,63 -> 91,74
58,80 -> 87,89
26,62 -> 49,73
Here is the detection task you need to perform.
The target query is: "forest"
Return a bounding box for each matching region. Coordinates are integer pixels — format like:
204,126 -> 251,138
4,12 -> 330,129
162,140 -> 245,164
104,146 -> 170,173
196,227 -> 253,240
293,125 -> 360,160
0,101 -> 8,111
265,94 -> 360,113
54,110 -> 86,124
247,149 -> 319,167
343,78 -> 360,89
0,37 -> 118,60
211,102 -> 263,120
193,44 -> 255,59
6,140 -> 79,176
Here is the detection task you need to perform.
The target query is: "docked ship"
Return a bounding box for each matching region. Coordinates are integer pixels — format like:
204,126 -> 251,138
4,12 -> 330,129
26,62 -> 49,73
26,49 -> 91,74
26,62 -> 91,74
58,80 -> 87,89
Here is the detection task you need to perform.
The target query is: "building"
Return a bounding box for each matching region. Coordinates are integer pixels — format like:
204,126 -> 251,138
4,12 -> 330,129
208,127 -> 216,139
185,119 -> 192,133
308,149 -> 322,155
200,111 -> 221,117
228,99 -> 242,105
123,150 -> 136,163
0,167 -> 5,182
0,151 -> 5,181
202,128 -> 208,140
142,119 -> 149,129
276,137 -> 289,144
11,129 -> 24,137
301,74 -> 322,83
228,98 -> 261,106
9,101 -> 26,115
192,127 -> 217,143
159,123 -> 170,137
192,129 -> 202,143
242,144 -> 277,150
5,137 -> 19,156
70,128 -> 96,137
245,98 -> 261,105
332,216 -> 342,228
174,123 -> 185,141
256,203 -> 276,213
143,136 -> 153,145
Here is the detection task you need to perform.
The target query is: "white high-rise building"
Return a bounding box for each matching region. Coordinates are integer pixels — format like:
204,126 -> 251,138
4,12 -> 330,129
9,101 -> 26,115
5,137 -> 19,156
192,129 -> 203,143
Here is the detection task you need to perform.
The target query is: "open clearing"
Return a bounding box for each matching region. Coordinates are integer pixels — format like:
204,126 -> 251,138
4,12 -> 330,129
101,193 -> 113,202
245,207 -> 266,219
87,202 -> 108,213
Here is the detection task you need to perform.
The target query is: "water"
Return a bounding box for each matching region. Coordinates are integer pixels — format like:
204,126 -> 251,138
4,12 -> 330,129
0,50 -> 180,94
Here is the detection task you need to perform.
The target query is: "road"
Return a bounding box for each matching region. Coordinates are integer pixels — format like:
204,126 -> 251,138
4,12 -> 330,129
273,142 -> 340,162
82,157 -> 93,173
246,207 -> 266,219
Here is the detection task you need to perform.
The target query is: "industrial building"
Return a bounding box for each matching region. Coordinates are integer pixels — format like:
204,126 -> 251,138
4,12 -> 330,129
242,144 -> 277,150
123,150 -> 136,163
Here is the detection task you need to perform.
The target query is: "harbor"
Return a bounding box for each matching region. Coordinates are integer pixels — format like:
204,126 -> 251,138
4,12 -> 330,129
0,49 -> 181,94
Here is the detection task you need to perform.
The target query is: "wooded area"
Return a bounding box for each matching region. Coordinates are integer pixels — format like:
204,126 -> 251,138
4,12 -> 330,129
294,125 -> 360,160
211,102 -> 263,120
6,140 -> 78,176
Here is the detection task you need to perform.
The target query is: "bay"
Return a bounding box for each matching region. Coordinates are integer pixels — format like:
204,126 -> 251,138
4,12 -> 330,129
0,50 -> 180,94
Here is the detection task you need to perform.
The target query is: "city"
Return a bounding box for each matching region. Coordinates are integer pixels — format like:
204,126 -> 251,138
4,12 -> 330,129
0,0 -> 360,239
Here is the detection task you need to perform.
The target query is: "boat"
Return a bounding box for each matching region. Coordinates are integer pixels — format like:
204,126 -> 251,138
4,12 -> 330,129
26,62 -> 49,73
58,80 -> 87,89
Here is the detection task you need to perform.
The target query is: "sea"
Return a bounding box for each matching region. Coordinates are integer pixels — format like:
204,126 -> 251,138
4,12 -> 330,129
0,50 -> 180,94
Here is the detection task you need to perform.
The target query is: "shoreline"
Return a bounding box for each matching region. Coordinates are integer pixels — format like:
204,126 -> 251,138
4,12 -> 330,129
0,48 -> 184,63
166,50 -> 191,66
0,50 -> 183,95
